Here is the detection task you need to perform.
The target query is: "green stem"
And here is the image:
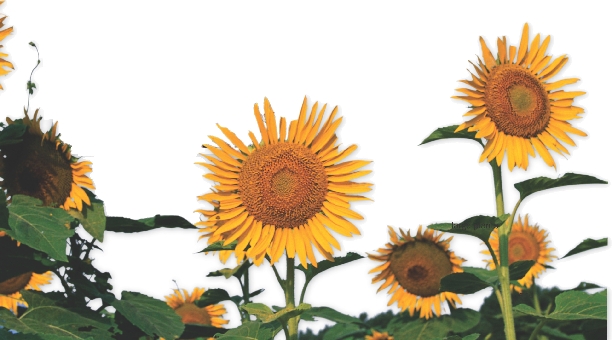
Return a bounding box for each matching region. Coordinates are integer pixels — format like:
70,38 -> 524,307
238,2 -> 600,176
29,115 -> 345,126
528,320 -> 547,340
285,256 -> 298,340
299,278 -> 311,305
532,278 -> 541,315
490,161 -> 516,340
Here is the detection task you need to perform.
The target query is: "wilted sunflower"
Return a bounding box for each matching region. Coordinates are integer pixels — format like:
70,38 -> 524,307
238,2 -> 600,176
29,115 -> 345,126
0,7 -> 13,90
197,97 -> 371,267
483,215 -> 555,292
0,269 -> 53,314
369,226 -> 464,319
365,330 -> 394,340
0,110 -> 95,211
165,288 -> 229,328
454,23 -> 586,171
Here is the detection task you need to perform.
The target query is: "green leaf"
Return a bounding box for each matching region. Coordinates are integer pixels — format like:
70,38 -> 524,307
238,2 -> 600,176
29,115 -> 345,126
194,288 -> 232,307
105,215 -> 195,233
322,323 -> 363,340
198,240 -> 237,253
0,236 -> 54,281
561,237 -> 607,259
570,282 -> 602,291
3,195 -> 75,261
419,125 -> 484,146
111,291 -> 184,339
208,260 -> 252,279
440,267 -> 497,294
427,214 -> 509,243
508,260 -> 535,280
67,190 -> 106,242
0,123 -> 26,146
514,173 -> 607,200
217,321 -> 277,340
300,306 -> 363,325
393,319 -> 450,339
181,324 -> 228,338
296,252 -> 363,282
514,290 -> 607,321
241,303 -> 311,324
440,308 -> 481,333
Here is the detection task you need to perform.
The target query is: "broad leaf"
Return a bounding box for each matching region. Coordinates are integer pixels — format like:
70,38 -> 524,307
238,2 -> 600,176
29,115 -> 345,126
440,267 -> 497,294
300,306 -> 363,325
296,252 -> 363,282
393,319 -> 450,339
105,215 -> 195,233
509,260 -> 535,280
419,125 -> 484,146
514,173 -> 607,200
111,291 -> 184,339
427,215 -> 509,243
67,189 -> 106,242
217,321 -> 278,340
243,303 -> 310,324
195,288 -> 232,307
4,195 -> 75,261
199,240 -> 237,253
561,238 -> 607,259
322,323 -> 362,340
514,290 -> 607,320
440,308 -> 481,333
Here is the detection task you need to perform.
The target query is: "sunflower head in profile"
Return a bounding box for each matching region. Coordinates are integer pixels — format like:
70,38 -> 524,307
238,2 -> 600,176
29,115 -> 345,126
368,226 -> 464,319
454,23 -> 586,171
483,214 -> 555,292
365,330 -> 394,340
165,287 -> 229,328
196,97 -> 372,267
0,110 -> 95,211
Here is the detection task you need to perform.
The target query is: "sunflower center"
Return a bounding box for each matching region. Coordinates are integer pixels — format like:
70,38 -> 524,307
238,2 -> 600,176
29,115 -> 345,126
239,143 -> 328,229
389,241 -> 452,297
1,133 -> 72,207
175,303 -> 212,325
484,64 -> 551,137
508,232 -> 540,264
0,272 -> 32,295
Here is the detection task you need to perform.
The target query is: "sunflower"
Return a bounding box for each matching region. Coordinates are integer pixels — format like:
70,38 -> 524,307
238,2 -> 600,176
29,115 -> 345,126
0,109 -> 95,211
165,287 -> 229,328
196,97 -> 371,267
0,270 -> 53,314
368,226 -> 464,319
365,330 -> 394,340
454,23 -> 586,171
483,214 -> 555,293
0,6 -> 13,90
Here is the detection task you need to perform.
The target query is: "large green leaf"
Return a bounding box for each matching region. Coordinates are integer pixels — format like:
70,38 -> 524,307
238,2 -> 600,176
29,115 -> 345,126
514,173 -> 607,200
3,195 -> 75,261
322,323 -> 362,340
296,252 -> 363,282
194,288 -> 232,307
514,290 -> 607,321
105,215 -> 195,233
419,125 -> 484,146
300,306 -> 363,325
241,303 -> 311,324
217,321 -> 278,340
111,291 -> 184,339
0,291 -> 113,339
440,267 -> 497,294
509,260 -> 535,280
561,237 -> 607,259
427,215 -> 509,243
0,123 -> 26,146
0,236 -> 54,281
392,319 -> 450,339
66,189 -> 106,242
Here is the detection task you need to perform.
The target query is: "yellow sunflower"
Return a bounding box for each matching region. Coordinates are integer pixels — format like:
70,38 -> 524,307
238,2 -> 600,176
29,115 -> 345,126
0,6 -> 13,90
0,109 -> 95,211
365,330 -> 394,340
369,226 -> 464,320
454,23 -> 586,171
196,97 -> 372,267
165,287 -> 229,328
0,270 -> 53,314
483,214 -> 555,293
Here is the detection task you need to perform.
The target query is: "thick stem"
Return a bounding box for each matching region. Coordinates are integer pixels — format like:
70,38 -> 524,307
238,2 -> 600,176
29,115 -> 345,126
285,256 -> 298,340
490,161 -> 505,217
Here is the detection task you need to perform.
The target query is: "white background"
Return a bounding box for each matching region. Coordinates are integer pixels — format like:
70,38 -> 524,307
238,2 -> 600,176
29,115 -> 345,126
1,1 -> 610,338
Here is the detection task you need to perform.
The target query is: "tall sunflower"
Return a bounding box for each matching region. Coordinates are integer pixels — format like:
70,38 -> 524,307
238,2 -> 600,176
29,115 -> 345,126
368,226 -> 464,320
0,267 -> 53,314
0,110 -> 95,211
165,287 -> 229,328
196,97 -> 372,267
454,23 -> 586,171
483,215 -> 555,292
0,3 -> 13,90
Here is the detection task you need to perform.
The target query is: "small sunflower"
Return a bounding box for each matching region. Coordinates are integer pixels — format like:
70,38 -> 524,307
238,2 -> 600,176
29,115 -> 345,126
165,287 -> 229,328
0,110 -> 95,211
0,7 -> 14,90
0,270 -> 53,314
369,226 -> 464,319
454,23 -> 586,171
483,214 -> 555,292
197,97 -> 372,267
365,330 -> 394,340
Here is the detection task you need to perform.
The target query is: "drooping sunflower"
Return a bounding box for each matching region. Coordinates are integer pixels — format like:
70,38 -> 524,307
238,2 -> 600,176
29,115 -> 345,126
365,330 -> 394,340
0,5 -> 13,90
0,110 -> 95,211
454,23 -> 586,171
369,226 -> 464,320
196,97 -> 372,267
483,214 -> 555,293
0,269 -> 53,314
165,288 -> 229,328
